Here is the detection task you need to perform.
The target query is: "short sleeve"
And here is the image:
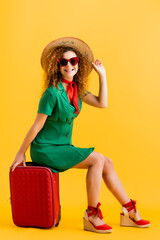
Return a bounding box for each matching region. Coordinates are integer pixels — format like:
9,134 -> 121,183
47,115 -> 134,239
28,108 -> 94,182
37,90 -> 56,116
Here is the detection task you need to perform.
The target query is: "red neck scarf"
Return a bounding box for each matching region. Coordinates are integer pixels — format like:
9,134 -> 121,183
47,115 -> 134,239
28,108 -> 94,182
61,78 -> 79,114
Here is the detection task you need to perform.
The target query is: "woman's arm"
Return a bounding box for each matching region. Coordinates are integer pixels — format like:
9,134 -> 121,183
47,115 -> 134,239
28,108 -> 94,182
10,113 -> 48,171
83,74 -> 108,108
18,113 -> 48,154
83,59 -> 108,108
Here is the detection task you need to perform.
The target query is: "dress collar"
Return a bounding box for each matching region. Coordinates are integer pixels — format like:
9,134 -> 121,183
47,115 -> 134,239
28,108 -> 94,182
58,81 -> 74,106
58,81 -> 64,91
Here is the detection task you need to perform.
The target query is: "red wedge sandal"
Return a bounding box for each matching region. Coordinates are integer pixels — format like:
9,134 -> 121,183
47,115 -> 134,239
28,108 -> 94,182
83,202 -> 113,233
120,199 -> 151,228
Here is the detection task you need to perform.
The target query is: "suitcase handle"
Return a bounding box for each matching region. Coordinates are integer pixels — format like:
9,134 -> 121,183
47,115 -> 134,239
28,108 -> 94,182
18,161 -> 42,167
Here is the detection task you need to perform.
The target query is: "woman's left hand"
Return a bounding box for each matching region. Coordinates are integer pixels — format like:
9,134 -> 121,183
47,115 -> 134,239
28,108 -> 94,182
92,59 -> 106,76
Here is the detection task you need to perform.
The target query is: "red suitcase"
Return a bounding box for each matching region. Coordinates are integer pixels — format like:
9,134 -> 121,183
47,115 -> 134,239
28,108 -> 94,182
9,161 -> 61,228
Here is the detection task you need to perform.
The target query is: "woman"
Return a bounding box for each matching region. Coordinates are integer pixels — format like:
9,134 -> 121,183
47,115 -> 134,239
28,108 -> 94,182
10,37 -> 150,233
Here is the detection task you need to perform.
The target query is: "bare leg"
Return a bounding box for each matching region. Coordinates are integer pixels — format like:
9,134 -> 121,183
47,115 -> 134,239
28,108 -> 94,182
86,163 -> 103,207
102,157 -> 130,205
102,156 -> 141,220
72,151 -> 107,225
72,151 -> 141,223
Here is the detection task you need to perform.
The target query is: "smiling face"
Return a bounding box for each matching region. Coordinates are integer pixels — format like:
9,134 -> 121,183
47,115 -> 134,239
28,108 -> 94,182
59,51 -> 79,82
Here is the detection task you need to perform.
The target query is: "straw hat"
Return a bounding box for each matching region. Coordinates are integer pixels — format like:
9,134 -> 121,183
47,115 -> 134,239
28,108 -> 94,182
41,37 -> 94,75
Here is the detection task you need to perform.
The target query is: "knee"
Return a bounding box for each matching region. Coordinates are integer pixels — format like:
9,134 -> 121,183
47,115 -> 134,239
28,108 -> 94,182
92,152 -> 105,168
103,157 -> 114,173
105,157 -> 114,166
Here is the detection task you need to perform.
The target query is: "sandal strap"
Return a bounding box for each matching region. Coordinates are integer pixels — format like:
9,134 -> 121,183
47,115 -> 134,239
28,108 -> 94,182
122,199 -> 137,213
87,202 -> 103,219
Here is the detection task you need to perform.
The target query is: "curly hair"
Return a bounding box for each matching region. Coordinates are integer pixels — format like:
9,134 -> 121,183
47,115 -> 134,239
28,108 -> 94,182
41,46 -> 91,100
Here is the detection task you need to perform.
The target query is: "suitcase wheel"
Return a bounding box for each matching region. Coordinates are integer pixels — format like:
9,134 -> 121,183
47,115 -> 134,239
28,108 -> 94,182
55,205 -> 61,227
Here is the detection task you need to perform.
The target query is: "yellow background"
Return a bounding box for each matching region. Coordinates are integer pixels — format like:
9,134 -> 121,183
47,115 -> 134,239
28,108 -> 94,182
0,0 -> 160,239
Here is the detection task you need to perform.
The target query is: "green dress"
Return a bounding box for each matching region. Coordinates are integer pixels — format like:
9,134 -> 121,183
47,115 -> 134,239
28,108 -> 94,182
30,81 -> 95,173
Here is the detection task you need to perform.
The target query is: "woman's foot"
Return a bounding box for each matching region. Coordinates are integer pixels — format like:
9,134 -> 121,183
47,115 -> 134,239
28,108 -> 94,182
87,210 -> 106,225
128,207 -> 141,221
120,199 -> 151,227
83,202 -> 113,233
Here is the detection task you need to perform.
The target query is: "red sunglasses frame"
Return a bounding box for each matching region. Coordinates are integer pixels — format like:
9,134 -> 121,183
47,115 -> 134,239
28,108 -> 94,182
58,57 -> 79,66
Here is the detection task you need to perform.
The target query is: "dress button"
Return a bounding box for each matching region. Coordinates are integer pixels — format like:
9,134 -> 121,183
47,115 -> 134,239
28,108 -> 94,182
66,135 -> 68,138
69,122 -> 71,125
71,117 -> 74,119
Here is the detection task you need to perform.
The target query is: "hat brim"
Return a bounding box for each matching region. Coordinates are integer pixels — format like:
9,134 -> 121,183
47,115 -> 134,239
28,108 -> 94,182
41,37 -> 94,75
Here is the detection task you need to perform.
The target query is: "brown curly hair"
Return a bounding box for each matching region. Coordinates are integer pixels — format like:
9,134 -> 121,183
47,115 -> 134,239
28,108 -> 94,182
41,46 -> 91,100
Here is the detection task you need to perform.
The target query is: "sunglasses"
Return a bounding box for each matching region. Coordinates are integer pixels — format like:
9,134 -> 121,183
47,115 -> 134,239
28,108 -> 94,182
58,57 -> 79,66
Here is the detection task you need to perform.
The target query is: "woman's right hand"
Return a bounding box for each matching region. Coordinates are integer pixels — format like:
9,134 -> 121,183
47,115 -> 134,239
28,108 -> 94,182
10,152 -> 26,172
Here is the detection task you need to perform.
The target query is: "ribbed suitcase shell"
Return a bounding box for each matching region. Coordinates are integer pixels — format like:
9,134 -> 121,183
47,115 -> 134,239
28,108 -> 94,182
9,162 -> 61,228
